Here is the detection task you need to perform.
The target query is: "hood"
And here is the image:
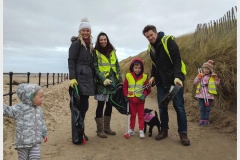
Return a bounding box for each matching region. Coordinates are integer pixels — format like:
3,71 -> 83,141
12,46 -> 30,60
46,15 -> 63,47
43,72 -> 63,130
70,36 -> 78,42
151,31 -> 165,46
129,58 -> 144,75
16,83 -> 42,106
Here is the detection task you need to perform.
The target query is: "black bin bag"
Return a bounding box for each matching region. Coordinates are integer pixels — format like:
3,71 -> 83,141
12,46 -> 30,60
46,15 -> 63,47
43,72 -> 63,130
108,84 -> 128,115
69,85 -> 84,144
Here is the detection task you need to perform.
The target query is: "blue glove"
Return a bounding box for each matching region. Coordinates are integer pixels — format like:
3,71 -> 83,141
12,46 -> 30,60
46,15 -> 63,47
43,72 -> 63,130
124,97 -> 129,103
139,94 -> 146,101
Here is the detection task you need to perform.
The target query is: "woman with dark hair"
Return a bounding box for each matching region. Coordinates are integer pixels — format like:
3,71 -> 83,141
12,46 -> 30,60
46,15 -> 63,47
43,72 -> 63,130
93,32 -> 123,138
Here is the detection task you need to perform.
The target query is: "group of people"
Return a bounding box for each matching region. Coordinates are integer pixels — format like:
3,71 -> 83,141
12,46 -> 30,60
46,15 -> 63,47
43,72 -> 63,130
3,17 -> 221,159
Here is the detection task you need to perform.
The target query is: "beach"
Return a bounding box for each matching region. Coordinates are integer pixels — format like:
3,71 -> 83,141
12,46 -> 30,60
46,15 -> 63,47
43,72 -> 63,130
3,77 -> 237,160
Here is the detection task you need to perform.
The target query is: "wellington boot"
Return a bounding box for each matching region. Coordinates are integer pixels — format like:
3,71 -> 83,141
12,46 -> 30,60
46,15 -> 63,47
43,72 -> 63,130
155,127 -> 168,140
95,117 -> 107,138
83,127 -> 88,141
179,133 -> 190,146
104,116 -> 116,135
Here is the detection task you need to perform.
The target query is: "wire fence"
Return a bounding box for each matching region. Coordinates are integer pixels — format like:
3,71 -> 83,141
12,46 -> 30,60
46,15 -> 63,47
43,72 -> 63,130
3,72 -> 68,106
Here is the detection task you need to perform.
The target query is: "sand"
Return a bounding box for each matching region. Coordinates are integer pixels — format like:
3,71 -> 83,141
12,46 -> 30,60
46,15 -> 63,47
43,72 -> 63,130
3,77 -> 237,160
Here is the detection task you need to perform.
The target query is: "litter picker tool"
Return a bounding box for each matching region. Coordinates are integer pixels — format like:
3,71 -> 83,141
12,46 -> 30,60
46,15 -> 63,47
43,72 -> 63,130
124,102 -> 130,139
160,84 -> 181,107
194,61 -> 210,106
128,83 -> 151,96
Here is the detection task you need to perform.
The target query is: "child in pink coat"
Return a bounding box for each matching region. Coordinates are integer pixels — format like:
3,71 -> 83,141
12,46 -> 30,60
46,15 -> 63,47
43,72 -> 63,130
194,60 -> 220,126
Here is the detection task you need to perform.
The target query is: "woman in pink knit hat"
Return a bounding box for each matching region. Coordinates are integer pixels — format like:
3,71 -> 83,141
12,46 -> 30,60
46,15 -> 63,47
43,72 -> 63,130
194,60 -> 221,126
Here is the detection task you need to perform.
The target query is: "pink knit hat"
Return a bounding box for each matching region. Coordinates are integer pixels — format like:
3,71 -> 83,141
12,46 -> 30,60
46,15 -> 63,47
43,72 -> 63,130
202,60 -> 214,73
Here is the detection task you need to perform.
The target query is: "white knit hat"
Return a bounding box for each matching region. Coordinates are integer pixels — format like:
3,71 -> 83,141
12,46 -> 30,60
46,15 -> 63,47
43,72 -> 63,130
78,18 -> 91,32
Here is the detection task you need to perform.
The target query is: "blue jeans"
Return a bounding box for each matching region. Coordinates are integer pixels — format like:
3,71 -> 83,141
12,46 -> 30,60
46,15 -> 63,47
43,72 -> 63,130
198,98 -> 213,120
157,84 -> 188,133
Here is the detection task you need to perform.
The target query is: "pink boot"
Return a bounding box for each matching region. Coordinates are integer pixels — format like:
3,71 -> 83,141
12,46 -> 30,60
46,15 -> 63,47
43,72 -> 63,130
198,120 -> 204,126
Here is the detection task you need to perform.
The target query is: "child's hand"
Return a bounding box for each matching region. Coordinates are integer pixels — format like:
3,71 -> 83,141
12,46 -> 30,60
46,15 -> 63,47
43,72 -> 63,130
197,73 -> 204,79
139,94 -> 146,101
44,136 -> 48,142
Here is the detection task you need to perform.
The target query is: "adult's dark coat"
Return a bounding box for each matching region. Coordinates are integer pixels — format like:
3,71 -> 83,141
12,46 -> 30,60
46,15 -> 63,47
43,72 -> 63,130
68,40 -> 95,95
149,32 -> 185,88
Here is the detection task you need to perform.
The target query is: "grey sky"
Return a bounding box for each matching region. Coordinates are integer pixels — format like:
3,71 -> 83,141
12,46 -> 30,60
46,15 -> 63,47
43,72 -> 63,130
3,0 -> 237,73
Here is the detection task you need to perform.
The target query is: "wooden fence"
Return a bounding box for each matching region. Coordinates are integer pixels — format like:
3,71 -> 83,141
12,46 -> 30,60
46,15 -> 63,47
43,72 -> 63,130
194,6 -> 237,39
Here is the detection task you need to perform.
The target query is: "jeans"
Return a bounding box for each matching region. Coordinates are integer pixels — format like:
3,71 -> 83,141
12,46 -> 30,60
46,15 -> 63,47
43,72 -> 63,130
157,84 -> 188,133
198,98 -> 213,120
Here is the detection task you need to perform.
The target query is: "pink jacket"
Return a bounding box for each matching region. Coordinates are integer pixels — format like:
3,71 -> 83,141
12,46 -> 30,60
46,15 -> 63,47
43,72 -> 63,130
194,74 -> 220,99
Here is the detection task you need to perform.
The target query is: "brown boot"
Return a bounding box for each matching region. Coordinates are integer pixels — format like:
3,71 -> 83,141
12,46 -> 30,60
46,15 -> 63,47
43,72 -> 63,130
179,133 -> 190,146
155,127 -> 168,140
104,116 -> 116,135
95,117 -> 107,138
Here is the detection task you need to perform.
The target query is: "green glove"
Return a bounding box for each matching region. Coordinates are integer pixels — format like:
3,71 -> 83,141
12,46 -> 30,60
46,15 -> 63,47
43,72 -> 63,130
139,94 -> 146,101
70,79 -> 78,88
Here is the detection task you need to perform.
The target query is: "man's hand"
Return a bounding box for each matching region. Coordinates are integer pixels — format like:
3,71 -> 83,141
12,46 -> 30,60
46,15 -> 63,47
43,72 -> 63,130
70,79 -> 78,88
149,77 -> 155,85
103,79 -> 112,86
174,78 -> 182,87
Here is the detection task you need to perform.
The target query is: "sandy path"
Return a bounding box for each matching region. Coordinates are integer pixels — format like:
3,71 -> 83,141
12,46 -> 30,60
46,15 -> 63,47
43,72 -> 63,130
3,81 -> 236,160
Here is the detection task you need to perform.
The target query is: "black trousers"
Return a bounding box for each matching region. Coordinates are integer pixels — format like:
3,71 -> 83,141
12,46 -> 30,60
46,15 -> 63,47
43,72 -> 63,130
96,101 -> 112,118
79,95 -> 89,120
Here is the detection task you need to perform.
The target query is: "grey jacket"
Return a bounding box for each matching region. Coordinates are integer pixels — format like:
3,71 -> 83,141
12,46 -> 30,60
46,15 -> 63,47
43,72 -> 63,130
3,83 -> 48,149
68,40 -> 95,95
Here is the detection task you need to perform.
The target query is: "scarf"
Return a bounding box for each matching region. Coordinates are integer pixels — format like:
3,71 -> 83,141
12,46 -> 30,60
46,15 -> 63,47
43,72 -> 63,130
98,47 -> 113,58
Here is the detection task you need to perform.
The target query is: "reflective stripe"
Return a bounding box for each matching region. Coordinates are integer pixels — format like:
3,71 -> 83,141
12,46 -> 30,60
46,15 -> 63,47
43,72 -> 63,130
196,77 -> 217,94
126,73 -> 147,97
148,35 -> 187,75
96,50 -> 118,79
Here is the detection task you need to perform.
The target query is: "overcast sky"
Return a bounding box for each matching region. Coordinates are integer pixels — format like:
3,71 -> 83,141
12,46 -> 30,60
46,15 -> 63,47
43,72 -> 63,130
3,0 -> 237,73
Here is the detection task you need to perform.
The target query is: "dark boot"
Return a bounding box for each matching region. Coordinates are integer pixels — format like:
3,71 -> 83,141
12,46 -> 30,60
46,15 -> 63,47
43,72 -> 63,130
104,116 -> 116,135
155,127 -> 168,140
179,133 -> 190,146
84,133 -> 88,141
95,117 -> 107,138
83,127 -> 88,141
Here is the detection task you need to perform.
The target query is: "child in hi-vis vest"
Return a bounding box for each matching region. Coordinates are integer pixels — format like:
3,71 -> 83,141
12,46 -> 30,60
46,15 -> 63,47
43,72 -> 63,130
123,58 -> 151,138
194,60 -> 220,126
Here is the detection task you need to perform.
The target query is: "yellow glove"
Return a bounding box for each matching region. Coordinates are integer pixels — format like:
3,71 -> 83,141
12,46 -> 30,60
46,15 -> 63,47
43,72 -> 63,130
103,79 -> 112,86
174,78 -> 182,87
149,77 -> 155,85
70,79 -> 78,88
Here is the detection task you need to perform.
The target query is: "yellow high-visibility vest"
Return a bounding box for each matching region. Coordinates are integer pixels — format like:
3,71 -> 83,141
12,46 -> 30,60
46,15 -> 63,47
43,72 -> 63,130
147,35 -> 187,75
96,50 -> 119,79
196,77 -> 217,94
126,73 -> 147,97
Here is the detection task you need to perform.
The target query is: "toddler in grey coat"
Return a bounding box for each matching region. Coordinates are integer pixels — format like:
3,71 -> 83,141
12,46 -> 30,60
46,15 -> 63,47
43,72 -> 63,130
3,83 -> 48,160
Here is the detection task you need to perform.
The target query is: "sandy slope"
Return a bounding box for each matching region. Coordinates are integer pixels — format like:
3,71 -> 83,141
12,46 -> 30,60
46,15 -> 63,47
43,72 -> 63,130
3,80 -> 237,160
